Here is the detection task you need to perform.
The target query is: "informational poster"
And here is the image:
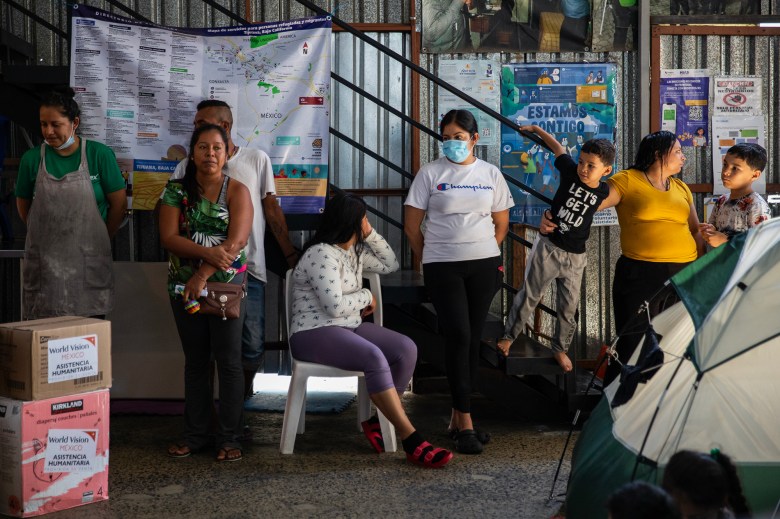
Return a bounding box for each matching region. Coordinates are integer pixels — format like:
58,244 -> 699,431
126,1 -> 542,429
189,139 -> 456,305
69,4 -> 330,214
437,59 -> 500,146
659,69 -> 710,148
711,115 -> 765,195
501,63 -> 617,226
421,0 -> 595,53
713,76 -> 763,116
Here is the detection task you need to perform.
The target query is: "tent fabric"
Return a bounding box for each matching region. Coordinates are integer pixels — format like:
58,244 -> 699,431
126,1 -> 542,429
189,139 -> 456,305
610,324 -> 663,408
670,232 -> 745,330
567,219 -> 780,518
566,399 -> 656,519
695,239 -> 780,371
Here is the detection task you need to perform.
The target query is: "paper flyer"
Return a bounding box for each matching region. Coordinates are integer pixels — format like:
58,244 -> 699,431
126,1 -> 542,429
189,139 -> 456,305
437,59 -> 501,146
713,76 -> 763,116
659,69 -> 710,147
711,115 -> 765,195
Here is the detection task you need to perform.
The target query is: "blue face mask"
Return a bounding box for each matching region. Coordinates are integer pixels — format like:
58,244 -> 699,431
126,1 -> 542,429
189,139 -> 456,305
442,138 -> 472,163
46,127 -> 76,151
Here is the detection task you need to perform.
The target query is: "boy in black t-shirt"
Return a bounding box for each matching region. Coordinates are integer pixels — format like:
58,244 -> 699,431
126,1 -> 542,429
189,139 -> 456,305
498,126 -> 614,371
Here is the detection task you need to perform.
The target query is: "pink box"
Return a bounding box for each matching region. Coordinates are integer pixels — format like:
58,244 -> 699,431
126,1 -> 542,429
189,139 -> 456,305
0,389 -> 109,517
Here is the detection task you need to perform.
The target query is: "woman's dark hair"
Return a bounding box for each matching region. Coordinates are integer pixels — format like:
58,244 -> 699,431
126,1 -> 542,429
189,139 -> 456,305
181,123 -> 230,205
607,481 -> 680,519
629,130 -> 678,172
440,109 -> 478,136
303,193 -> 368,256
40,86 -> 80,121
662,450 -> 751,518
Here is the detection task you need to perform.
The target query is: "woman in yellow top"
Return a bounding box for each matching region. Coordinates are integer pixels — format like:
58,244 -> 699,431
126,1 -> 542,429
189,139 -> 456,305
542,131 -> 704,384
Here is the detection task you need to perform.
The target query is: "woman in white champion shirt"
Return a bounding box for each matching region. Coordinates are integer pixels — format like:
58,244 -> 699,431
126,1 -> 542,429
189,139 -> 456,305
404,109 -> 514,455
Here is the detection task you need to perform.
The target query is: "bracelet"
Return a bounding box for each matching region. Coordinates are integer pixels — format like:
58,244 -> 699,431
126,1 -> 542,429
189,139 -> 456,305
194,272 -> 208,283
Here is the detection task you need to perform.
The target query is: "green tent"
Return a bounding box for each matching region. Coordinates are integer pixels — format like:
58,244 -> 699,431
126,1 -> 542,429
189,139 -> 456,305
566,220 -> 780,518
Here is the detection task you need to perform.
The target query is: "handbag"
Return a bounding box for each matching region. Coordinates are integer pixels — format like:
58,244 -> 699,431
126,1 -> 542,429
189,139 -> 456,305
181,187 -> 246,320
199,278 -> 246,321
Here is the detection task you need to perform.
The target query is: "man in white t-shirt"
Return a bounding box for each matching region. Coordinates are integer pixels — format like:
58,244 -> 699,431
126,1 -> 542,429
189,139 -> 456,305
169,100 -> 299,408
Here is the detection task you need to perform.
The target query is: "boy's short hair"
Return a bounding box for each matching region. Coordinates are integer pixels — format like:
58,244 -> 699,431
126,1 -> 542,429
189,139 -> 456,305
727,142 -> 767,172
607,481 -> 680,519
580,138 -> 616,166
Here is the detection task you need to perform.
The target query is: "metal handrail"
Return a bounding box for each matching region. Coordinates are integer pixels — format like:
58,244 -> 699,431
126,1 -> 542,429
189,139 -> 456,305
332,72 -> 441,141
329,128 -> 415,181
7,0 -> 67,39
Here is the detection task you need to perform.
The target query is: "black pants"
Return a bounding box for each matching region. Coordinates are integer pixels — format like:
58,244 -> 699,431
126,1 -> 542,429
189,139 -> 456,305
605,256 -> 689,385
170,297 -> 246,450
424,256 -> 502,413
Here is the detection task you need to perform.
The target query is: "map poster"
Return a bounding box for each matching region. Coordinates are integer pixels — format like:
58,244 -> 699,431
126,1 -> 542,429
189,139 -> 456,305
437,59 -> 500,146
711,115 -> 765,195
500,63 -> 617,226
69,4 -> 330,214
659,69 -> 710,148
713,76 -> 763,116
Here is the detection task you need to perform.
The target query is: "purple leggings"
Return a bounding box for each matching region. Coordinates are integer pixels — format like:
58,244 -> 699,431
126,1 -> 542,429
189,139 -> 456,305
289,323 -> 417,394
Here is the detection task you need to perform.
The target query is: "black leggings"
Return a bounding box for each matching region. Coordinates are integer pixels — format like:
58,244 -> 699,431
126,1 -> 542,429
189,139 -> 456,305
605,255 -> 689,385
424,256 -> 503,413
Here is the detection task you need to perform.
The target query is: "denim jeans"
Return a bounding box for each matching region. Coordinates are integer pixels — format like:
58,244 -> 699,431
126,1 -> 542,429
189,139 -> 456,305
241,273 -> 266,372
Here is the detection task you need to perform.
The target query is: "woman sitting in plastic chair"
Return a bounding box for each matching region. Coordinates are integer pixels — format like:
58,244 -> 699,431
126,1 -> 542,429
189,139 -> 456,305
288,193 -> 453,468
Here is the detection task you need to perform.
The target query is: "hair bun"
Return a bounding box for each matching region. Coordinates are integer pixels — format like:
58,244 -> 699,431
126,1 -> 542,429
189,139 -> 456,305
52,85 -> 77,99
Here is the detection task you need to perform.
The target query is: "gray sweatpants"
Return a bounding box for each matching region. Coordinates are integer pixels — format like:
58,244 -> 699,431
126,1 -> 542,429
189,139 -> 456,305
502,235 -> 587,353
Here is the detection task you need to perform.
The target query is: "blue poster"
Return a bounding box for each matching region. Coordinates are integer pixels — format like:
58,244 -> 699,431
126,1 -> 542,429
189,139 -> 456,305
659,69 -> 709,148
500,63 -> 617,225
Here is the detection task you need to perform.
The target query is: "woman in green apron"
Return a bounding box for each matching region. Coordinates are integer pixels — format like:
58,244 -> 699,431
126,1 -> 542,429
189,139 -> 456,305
15,87 -> 127,319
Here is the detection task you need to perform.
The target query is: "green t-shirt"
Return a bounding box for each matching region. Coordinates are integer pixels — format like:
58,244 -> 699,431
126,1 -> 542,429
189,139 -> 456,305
160,180 -> 248,298
15,140 -> 126,221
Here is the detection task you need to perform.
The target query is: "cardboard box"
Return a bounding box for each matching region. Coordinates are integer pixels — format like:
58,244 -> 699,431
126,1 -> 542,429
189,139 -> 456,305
0,389 -> 110,517
0,317 -> 111,401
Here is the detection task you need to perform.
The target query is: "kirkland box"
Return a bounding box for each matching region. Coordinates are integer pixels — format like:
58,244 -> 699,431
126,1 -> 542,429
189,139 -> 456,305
0,317 -> 111,401
0,389 -> 110,517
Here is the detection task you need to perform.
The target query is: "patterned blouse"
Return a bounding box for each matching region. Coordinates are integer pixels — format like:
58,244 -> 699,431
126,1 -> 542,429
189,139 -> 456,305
160,179 -> 247,298
708,192 -> 771,239
289,231 -> 399,334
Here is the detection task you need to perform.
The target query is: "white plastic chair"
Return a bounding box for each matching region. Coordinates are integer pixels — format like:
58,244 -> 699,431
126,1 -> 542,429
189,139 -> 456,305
280,269 -> 397,454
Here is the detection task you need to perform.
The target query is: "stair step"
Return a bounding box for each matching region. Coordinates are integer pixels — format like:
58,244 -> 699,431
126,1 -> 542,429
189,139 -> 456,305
379,269 -> 427,304
480,333 -> 563,376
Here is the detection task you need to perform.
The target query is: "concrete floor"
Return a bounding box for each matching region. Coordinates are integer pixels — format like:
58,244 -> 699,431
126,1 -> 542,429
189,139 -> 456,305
50,391 -> 576,519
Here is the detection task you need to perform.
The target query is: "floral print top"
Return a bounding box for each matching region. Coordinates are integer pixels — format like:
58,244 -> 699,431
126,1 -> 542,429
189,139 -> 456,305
708,192 -> 771,240
161,179 -> 247,298
289,231 -> 399,334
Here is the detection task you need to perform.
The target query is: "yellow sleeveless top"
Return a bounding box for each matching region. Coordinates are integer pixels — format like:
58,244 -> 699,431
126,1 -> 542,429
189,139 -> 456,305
608,169 -> 697,263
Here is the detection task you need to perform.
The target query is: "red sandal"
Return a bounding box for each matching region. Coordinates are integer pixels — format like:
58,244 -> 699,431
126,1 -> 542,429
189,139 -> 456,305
406,441 -> 453,468
361,419 -> 385,453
